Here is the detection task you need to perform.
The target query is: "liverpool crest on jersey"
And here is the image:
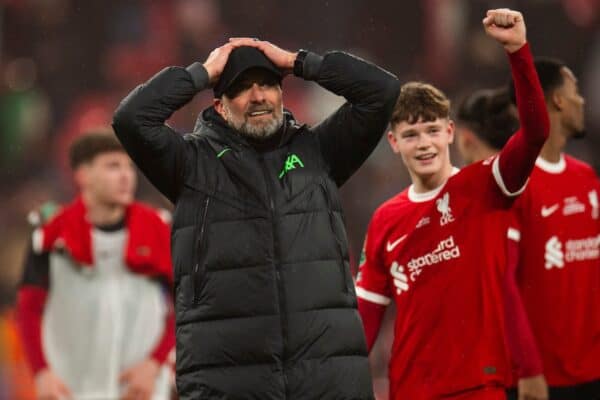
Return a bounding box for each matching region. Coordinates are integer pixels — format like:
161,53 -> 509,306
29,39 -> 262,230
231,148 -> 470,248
436,192 -> 455,226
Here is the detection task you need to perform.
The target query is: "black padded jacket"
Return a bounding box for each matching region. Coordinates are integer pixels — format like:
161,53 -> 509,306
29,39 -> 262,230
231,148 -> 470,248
113,50 -> 399,400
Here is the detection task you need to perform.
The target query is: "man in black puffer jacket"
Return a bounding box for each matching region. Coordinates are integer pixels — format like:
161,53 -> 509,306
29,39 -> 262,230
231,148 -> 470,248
113,37 -> 399,400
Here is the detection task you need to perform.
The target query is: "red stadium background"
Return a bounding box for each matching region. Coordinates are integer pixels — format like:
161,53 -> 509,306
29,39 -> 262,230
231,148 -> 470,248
0,1 -> 598,398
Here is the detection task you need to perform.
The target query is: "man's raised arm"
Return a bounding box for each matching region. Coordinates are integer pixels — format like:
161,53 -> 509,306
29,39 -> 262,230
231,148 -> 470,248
112,43 -> 239,202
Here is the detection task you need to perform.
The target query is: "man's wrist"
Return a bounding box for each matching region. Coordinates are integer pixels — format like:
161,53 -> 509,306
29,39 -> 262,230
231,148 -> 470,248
293,50 -> 308,77
293,50 -> 323,80
186,62 -> 211,91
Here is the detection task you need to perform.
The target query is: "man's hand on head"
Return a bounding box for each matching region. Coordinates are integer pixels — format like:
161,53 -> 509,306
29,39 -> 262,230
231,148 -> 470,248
203,42 -> 240,86
483,8 -> 527,53
229,38 -> 297,75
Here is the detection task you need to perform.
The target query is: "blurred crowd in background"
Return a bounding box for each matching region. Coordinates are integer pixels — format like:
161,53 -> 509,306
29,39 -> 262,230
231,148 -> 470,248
0,0 -> 598,398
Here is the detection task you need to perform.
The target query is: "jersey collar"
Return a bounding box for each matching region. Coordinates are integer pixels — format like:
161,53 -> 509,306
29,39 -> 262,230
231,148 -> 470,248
535,154 -> 566,174
408,167 -> 460,203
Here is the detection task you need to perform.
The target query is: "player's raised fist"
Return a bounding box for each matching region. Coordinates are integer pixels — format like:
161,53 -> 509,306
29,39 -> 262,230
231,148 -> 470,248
483,8 -> 526,53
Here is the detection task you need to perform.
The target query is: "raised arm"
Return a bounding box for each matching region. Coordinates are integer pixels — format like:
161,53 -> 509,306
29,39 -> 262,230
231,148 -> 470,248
483,9 -> 550,195
112,68 -> 196,203
112,43 -> 240,202
310,51 -> 400,186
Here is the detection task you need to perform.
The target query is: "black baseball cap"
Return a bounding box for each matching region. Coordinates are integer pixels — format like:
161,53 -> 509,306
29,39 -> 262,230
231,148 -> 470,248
214,46 -> 282,98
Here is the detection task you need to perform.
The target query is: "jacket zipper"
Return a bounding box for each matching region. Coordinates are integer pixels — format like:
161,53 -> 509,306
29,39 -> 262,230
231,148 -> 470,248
193,196 -> 211,305
259,156 -> 289,396
319,181 -> 349,293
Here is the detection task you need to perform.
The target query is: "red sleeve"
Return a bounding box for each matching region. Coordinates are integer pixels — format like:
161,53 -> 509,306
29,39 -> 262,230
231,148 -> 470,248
16,242 -> 51,376
358,297 -> 386,352
355,212 -> 393,305
355,211 -> 392,352
503,227 -> 544,378
16,286 -> 48,375
493,43 -> 550,196
150,290 -> 175,364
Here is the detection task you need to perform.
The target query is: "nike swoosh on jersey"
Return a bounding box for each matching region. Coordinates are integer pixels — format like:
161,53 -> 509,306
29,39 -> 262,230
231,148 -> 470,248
541,204 -> 560,218
386,234 -> 408,252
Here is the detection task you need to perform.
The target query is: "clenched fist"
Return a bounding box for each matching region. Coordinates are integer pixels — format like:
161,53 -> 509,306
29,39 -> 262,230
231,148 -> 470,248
483,8 -> 527,53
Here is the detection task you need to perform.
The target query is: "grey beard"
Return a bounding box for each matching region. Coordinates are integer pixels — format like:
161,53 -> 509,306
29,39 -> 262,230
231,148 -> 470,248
224,106 -> 284,140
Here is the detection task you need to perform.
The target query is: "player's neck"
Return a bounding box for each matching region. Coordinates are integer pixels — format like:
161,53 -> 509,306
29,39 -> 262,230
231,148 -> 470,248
81,192 -> 126,227
539,128 -> 566,163
411,163 -> 454,193
473,147 -> 497,164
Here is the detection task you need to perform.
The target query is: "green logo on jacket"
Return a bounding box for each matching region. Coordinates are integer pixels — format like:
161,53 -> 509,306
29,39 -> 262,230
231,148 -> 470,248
279,154 -> 304,179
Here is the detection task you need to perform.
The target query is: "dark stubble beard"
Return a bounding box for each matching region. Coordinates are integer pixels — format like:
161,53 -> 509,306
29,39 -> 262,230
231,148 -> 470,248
224,103 -> 284,140
572,129 -> 586,139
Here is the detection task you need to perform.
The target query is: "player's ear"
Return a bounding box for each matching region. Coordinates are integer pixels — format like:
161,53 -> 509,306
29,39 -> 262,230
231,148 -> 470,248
387,129 -> 401,154
456,128 -> 469,150
550,89 -> 563,112
447,119 -> 455,144
456,129 -> 477,163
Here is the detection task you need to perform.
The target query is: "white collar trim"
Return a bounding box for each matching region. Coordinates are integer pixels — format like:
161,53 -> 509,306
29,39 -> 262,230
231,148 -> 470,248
536,154 -> 566,174
408,167 -> 460,203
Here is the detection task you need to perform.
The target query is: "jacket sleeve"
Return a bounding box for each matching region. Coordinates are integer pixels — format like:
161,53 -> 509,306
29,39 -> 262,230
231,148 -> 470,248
304,51 -> 400,186
112,63 -> 210,203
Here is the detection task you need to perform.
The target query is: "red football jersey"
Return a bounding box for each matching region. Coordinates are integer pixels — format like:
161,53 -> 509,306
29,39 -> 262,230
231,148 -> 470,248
356,160 -> 516,399
510,155 -> 600,386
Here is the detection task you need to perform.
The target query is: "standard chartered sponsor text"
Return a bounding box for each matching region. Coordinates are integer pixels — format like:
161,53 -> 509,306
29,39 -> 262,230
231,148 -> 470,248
406,236 -> 460,281
565,235 -> 600,262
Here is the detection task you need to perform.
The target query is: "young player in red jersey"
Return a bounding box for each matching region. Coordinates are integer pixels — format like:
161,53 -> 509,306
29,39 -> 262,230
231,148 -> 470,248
356,9 -> 549,400
504,58 -> 600,399
456,89 -> 549,400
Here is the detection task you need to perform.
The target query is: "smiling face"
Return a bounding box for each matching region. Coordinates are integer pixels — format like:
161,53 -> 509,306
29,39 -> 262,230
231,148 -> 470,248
388,117 -> 455,185
389,82 -> 455,190
214,68 -> 284,140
